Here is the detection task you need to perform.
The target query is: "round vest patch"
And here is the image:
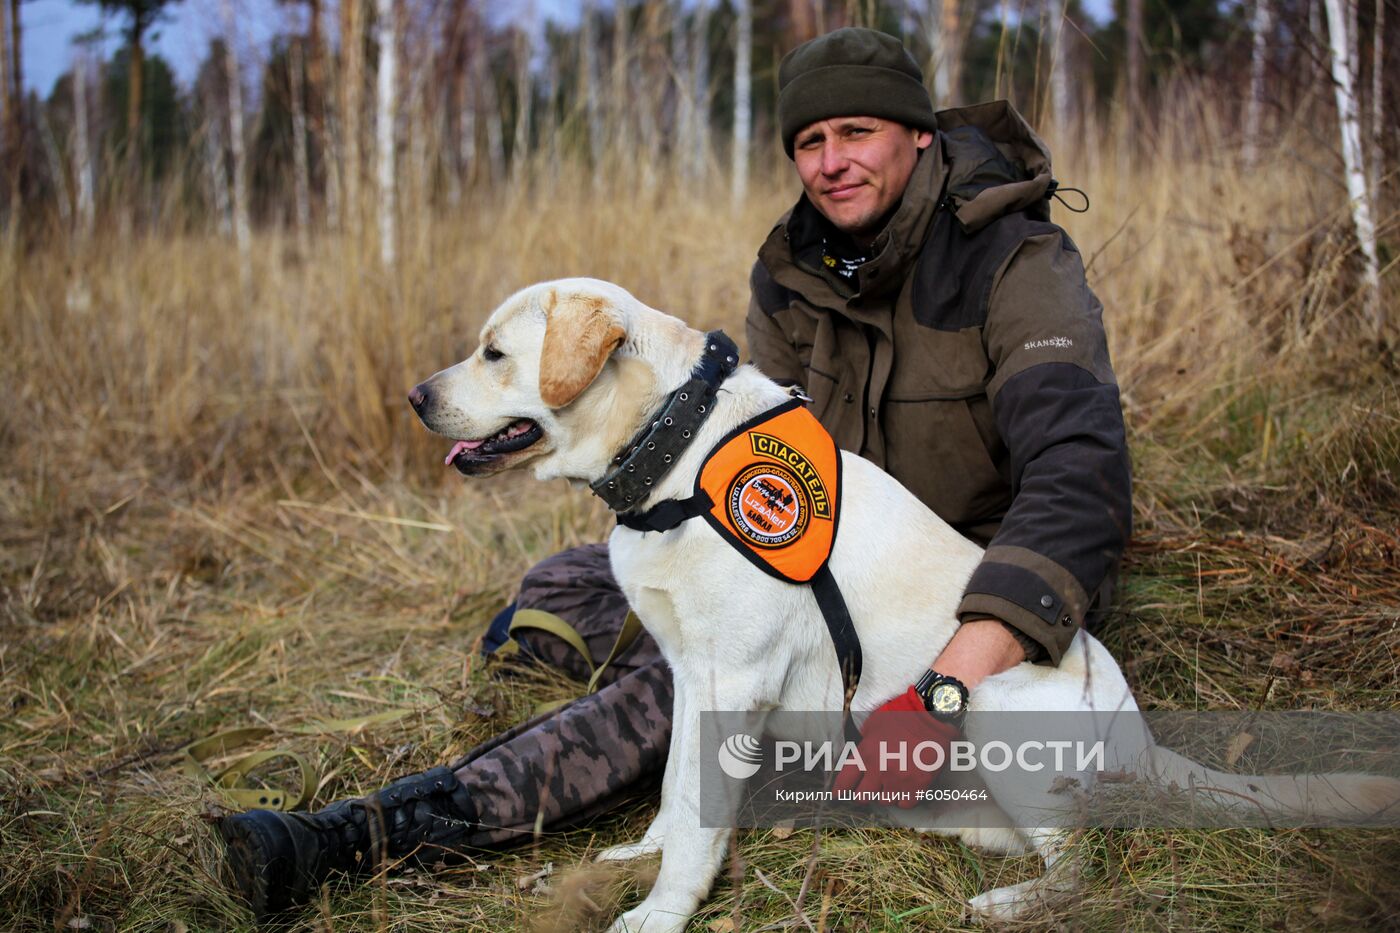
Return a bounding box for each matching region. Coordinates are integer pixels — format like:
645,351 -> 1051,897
727,463 -> 811,548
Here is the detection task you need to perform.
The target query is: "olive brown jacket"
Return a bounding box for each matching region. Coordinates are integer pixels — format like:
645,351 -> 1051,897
746,100 -> 1132,664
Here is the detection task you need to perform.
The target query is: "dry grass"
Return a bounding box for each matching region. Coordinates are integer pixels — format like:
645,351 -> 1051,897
2,100 -> 1399,931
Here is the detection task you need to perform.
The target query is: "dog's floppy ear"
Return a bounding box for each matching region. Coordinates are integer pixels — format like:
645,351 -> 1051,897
539,291 -> 627,408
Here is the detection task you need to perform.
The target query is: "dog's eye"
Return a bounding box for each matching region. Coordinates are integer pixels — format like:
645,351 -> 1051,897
482,345 -> 504,362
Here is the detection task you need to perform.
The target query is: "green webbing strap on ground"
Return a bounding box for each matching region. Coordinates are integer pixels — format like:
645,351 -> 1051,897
507,608 -> 644,697
586,610 -> 643,695
181,708 -> 416,811
508,609 -> 595,672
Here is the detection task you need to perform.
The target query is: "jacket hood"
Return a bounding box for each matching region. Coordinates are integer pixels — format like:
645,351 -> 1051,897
935,99 -> 1054,233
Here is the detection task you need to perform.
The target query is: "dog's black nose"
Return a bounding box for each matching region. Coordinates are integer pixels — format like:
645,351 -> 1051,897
408,384 -> 430,411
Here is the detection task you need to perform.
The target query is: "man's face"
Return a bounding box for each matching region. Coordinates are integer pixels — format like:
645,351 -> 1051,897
793,117 -> 934,243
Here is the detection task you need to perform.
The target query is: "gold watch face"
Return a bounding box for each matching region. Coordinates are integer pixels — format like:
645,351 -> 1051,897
930,683 -> 962,714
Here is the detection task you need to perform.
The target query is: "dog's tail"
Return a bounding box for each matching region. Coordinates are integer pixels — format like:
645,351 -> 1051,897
1144,746 -> 1400,822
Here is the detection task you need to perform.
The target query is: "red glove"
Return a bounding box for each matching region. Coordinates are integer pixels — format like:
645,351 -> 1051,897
834,686 -> 960,808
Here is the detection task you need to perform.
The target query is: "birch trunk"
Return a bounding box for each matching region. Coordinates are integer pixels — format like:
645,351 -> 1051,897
458,47 -> 476,196
222,0 -> 252,290
1045,0 -> 1069,132
1245,0 -> 1272,166
74,52 -> 95,237
1,0 -> 11,161
511,21 -> 533,184
340,0 -> 364,230
1126,0 -> 1143,118
635,0 -> 662,191
1323,0 -> 1384,340
290,40 -> 312,251
203,88 -> 232,237
39,109 -> 69,229
306,0 -> 325,217
540,41 -> 559,179
375,0 -> 397,267
324,92 -> 342,229
670,0 -> 693,177
479,49 -> 505,183
922,1 -> 945,106
580,0 -> 602,176
8,0 -> 18,131
127,26 -> 143,172
1310,0 -> 1324,82
8,0 -> 20,183
611,0 -> 630,154
939,0 -> 961,106
730,0 -> 751,207
691,0 -> 710,178
1370,0 -> 1384,206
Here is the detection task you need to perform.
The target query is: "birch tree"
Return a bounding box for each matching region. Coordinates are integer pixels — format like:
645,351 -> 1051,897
1,0 -> 10,152
280,0 -> 326,211
1,0 -> 15,173
670,0 -> 693,176
731,0 -> 751,207
1045,0 -> 1070,131
340,0 -> 364,227
477,41 -> 504,182
1245,0 -> 1272,166
8,0 -> 21,159
690,0 -> 710,177
73,48 -> 96,236
580,0 -> 602,175
290,38 -> 311,251
222,0 -> 251,289
1323,0 -> 1383,340
611,0 -> 630,155
1370,0 -> 1384,206
201,81 -> 232,237
375,0 -> 397,267
1126,0 -> 1144,118
510,18 -> 533,184
939,0 -> 962,106
921,0 -> 945,106
440,0 -> 473,204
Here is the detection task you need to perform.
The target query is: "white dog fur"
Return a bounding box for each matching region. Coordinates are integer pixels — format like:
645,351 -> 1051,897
412,278 -> 1396,931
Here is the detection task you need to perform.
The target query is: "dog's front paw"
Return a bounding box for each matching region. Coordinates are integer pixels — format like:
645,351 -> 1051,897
606,899 -> 691,933
597,835 -> 664,862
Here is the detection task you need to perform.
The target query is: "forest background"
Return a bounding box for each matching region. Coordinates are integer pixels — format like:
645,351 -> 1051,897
1,0 -> 1398,929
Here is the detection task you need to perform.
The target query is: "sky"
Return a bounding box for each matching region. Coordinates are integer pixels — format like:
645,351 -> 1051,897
20,0 -> 1114,102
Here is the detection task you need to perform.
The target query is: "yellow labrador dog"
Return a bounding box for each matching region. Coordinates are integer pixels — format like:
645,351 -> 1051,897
410,278 -> 1393,930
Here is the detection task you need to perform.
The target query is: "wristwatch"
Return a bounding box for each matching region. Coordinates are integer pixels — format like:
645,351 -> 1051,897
913,670 -> 970,726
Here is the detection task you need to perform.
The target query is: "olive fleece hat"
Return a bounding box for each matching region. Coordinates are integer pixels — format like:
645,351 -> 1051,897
777,27 -> 938,158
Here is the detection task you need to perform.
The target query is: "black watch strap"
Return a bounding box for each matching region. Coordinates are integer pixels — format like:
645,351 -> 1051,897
914,669 -> 969,725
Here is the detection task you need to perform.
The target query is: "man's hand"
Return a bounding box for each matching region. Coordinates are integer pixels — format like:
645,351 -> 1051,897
931,617 -> 1026,692
833,687 -> 959,808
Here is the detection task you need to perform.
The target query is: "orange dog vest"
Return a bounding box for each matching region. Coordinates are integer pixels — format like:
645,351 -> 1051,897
695,399 -> 841,584
618,399 -> 860,696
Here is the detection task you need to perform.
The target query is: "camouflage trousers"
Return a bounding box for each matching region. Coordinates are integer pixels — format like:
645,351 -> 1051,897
446,543 -> 671,848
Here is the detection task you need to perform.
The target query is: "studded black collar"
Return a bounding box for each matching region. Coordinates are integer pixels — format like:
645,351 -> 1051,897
590,331 -> 739,513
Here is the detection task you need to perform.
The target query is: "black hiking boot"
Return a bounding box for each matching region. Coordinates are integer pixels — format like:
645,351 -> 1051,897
218,766 -> 478,921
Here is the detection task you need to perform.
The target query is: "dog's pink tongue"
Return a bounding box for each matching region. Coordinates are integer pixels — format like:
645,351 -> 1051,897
444,439 -> 485,465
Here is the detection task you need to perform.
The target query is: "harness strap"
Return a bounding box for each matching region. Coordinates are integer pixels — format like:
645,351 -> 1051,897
615,400 -> 863,713
811,564 -> 862,706
619,511 -> 862,706
617,492 -> 713,533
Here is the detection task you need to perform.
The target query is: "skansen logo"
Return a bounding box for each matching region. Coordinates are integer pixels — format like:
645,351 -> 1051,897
717,733 -> 764,779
